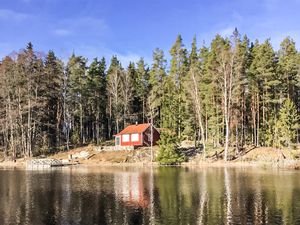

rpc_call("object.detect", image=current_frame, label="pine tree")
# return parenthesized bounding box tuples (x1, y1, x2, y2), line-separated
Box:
(248, 40, 260, 146)
(169, 34, 189, 139)
(107, 56, 123, 135)
(148, 48, 167, 127)
(86, 57, 107, 143)
(43, 50, 64, 150)
(121, 66, 133, 127)
(127, 62, 139, 121)
(201, 36, 224, 148)
(136, 58, 149, 123)
(66, 54, 87, 145)
(185, 36, 206, 152)
(161, 76, 177, 131)
(0, 56, 17, 158)
(231, 31, 250, 153)
(278, 37, 299, 104)
(275, 98, 299, 148)
(249, 39, 279, 146)
(189, 36, 198, 65)
(156, 129, 184, 165)
(19, 42, 44, 156)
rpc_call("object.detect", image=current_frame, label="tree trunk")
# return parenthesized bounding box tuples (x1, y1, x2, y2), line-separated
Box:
(190, 68, 206, 154)
(205, 110, 208, 142)
(109, 97, 112, 138)
(56, 103, 61, 148)
(252, 96, 257, 146)
(142, 98, 145, 123)
(224, 116, 230, 161)
(216, 103, 220, 148)
(235, 125, 239, 155)
(80, 102, 84, 144)
(257, 93, 260, 147)
(241, 95, 245, 147)
(224, 68, 229, 162)
(18, 88, 25, 157)
(96, 111, 100, 145)
(27, 97, 32, 157)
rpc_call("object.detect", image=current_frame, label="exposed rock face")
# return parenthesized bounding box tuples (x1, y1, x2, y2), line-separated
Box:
(71, 151, 90, 159)
(26, 159, 63, 168)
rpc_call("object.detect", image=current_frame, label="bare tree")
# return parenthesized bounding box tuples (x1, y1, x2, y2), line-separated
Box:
(121, 70, 133, 127)
(107, 68, 122, 133)
(186, 65, 206, 154)
(217, 42, 236, 161)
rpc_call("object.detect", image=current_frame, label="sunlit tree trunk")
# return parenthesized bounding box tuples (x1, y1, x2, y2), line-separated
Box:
(188, 66, 206, 154)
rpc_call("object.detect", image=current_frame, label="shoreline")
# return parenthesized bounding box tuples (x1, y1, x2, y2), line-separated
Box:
(0, 146, 296, 170)
(0, 159, 299, 170)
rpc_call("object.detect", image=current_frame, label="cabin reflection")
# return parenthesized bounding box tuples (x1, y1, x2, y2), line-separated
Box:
(114, 171, 150, 208)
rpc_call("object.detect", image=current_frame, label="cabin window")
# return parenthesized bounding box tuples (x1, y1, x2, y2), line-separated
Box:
(122, 134, 130, 142)
(131, 133, 139, 142)
(115, 137, 120, 146)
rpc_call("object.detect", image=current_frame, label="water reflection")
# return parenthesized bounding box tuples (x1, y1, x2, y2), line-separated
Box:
(114, 171, 150, 208)
(0, 167, 300, 225)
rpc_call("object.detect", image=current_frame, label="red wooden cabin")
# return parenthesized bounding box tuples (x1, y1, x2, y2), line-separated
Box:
(115, 123, 160, 148)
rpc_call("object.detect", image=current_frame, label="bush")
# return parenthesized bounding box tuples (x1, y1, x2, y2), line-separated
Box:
(274, 99, 299, 148)
(156, 130, 184, 165)
(71, 128, 80, 145)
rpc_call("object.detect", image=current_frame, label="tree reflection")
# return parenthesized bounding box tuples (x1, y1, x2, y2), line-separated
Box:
(0, 168, 300, 225)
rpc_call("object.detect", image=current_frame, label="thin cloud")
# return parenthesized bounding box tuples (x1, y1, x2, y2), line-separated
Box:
(0, 9, 29, 21)
(219, 27, 235, 37)
(118, 53, 141, 66)
(256, 30, 300, 50)
(53, 28, 72, 37)
(62, 43, 145, 67)
(0, 42, 14, 59)
(52, 17, 108, 38)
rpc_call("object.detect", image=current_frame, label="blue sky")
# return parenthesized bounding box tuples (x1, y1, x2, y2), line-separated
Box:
(1, 0, 300, 66)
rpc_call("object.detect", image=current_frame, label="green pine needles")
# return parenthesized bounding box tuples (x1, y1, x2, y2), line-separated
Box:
(275, 99, 299, 148)
(156, 130, 185, 165)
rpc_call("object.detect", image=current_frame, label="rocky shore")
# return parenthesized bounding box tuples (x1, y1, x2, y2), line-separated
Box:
(1, 146, 300, 170)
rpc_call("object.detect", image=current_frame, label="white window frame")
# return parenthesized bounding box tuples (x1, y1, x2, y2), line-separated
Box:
(122, 134, 130, 142)
(131, 133, 139, 142)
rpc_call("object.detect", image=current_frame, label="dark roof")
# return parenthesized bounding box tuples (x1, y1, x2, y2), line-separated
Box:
(115, 123, 151, 136)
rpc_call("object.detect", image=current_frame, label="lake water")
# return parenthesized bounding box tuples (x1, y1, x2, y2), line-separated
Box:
(0, 166, 300, 225)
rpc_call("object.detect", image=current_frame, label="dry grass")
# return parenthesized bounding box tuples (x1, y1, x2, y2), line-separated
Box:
(48, 145, 159, 164)
(2, 143, 300, 169)
(50, 145, 94, 160)
(238, 147, 300, 162)
(89, 150, 130, 163)
(56, 145, 300, 165)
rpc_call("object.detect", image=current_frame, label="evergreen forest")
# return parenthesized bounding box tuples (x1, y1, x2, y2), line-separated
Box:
(0, 29, 299, 161)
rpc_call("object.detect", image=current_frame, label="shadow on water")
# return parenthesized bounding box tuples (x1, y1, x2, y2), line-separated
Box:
(0, 167, 300, 225)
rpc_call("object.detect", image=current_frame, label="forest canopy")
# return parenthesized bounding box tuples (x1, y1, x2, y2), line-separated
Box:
(0, 29, 299, 161)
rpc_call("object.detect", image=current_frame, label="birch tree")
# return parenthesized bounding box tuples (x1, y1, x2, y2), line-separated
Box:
(107, 60, 122, 134)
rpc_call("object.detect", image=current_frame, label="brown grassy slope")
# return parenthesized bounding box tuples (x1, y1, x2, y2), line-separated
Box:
(49, 145, 159, 164)
(49, 144, 300, 166)
(237, 147, 299, 162)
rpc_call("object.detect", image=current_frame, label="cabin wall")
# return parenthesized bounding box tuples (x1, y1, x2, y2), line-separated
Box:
(142, 127, 160, 146)
(115, 126, 160, 147)
(120, 133, 142, 146)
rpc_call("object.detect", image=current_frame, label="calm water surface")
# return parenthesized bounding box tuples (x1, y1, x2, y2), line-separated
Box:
(0, 166, 300, 225)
